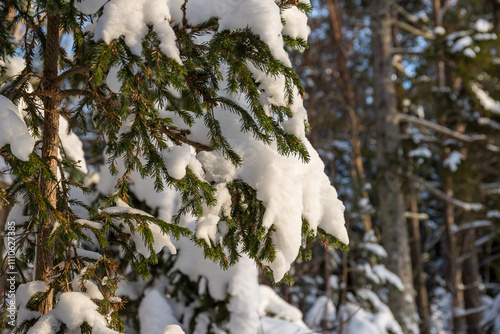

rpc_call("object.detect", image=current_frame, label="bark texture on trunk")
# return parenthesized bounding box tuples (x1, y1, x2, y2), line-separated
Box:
(35, 12, 61, 315)
(371, 1, 418, 332)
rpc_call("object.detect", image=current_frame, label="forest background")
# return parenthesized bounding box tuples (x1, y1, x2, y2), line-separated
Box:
(281, 0, 500, 333)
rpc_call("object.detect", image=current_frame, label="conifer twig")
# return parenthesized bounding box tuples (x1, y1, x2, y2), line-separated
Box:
(160, 126, 211, 152)
(55, 65, 92, 85)
(279, 0, 300, 8)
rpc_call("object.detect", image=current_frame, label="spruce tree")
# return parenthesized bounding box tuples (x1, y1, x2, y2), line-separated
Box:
(0, 0, 348, 332)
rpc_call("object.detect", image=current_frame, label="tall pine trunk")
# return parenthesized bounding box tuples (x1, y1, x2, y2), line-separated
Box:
(371, 1, 418, 332)
(459, 183, 483, 333)
(326, 0, 371, 233)
(442, 174, 465, 332)
(409, 183, 430, 334)
(35, 11, 60, 315)
(461, 228, 483, 333)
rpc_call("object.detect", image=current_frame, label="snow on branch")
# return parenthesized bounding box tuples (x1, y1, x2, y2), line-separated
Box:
(471, 82, 500, 115)
(452, 220, 493, 234)
(411, 175, 483, 212)
(454, 305, 487, 319)
(392, 3, 429, 25)
(398, 113, 487, 143)
(441, 0, 458, 16)
(392, 20, 435, 40)
(403, 211, 429, 220)
(0, 95, 35, 160)
(481, 182, 500, 195)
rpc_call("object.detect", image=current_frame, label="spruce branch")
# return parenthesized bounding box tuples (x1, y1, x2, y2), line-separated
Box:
(31, 88, 92, 99)
(54, 65, 91, 85)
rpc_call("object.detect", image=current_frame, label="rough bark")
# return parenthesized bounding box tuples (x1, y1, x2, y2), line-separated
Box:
(35, 11, 61, 315)
(371, 0, 418, 332)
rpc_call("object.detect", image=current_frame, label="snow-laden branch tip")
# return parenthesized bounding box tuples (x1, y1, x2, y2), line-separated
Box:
(411, 175, 483, 212)
(0, 95, 36, 161)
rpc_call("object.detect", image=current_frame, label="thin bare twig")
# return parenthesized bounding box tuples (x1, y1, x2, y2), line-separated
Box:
(160, 126, 211, 152)
(55, 65, 92, 85)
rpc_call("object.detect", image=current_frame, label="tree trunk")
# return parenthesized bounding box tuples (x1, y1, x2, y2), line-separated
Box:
(458, 186, 483, 334)
(492, 0, 500, 36)
(371, 1, 418, 332)
(326, 0, 371, 233)
(35, 12, 61, 315)
(409, 183, 430, 334)
(461, 228, 482, 334)
(433, 0, 446, 88)
(0, 182, 12, 309)
(432, 2, 466, 330)
(442, 174, 466, 333)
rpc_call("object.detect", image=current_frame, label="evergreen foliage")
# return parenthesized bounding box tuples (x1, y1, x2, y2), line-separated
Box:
(0, 0, 348, 333)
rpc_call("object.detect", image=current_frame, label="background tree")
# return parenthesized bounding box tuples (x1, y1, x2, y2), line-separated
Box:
(282, 0, 500, 333)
